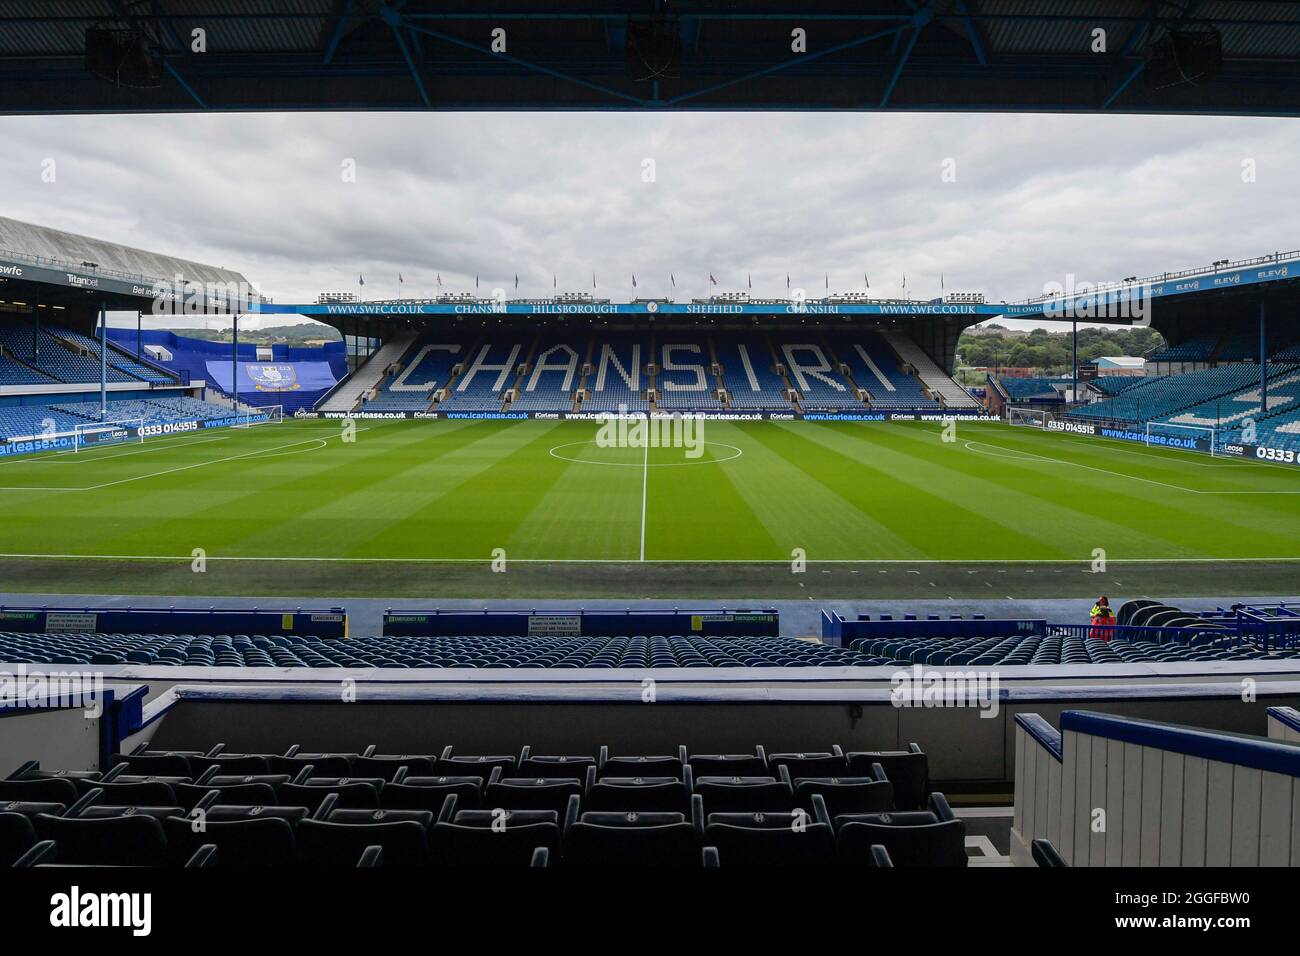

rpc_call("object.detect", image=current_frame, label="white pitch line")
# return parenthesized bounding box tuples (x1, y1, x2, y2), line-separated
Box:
(5, 433, 233, 468)
(639, 437, 649, 562)
(0, 427, 368, 493)
(962, 438, 1208, 494)
(1, 554, 1297, 565)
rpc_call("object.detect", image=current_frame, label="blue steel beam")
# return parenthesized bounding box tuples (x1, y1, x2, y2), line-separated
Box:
(379, 5, 431, 108)
(666, 23, 909, 106)
(402, 22, 648, 106)
(322, 0, 357, 65)
(955, 0, 988, 66)
(881, 5, 932, 108)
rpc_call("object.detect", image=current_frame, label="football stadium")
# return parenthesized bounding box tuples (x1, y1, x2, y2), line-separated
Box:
(2, 1, 1300, 932)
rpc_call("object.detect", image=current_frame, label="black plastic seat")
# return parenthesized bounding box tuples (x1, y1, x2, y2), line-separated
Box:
(352, 755, 436, 780)
(1032, 838, 1068, 867)
(688, 753, 768, 777)
(73, 779, 178, 806)
(516, 754, 597, 781)
(111, 753, 193, 777)
(486, 776, 586, 814)
(172, 781, 280, 811)
(298, 812, 432, 867)
(767, 751, 848, 779)
(188, 754, 272, 776)
(562, 812, 702, 867)
(163, 814, 297, 866)
(586, 777, 690, 814)
(0, 777, 78, 806)
(0, 812, 37, 866)
(35, 813, 169, 866)
(704, 814, 835, 867)
(846, 746, 929, 811)
(382, 777, 483, 812)
(278, 779, 382, 811)
(268, 754, 354, 777)
(695, 776, 793, 813)
(793, 773, 894, 817)
(434, 754, 516, 780)
(430, 796, 563, 867)
(78, 804, 185, 823)
(0, 800, 67, 820)
(200, 804, 311, 824)
(834, 794, 967, 867)
(599, 748, 686, 779)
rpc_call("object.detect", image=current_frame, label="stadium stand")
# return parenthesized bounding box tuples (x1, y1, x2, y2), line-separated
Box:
(352, 337, 454, 412)
(997, 377, 1069, 401)
(1155, 365, 1300, 443)
(510, 335, 584, 412)
(0, 353, 54, 385)
(1215, 331, 1262, 362)
(1088, 374, 1157, 396)
(0, 634, 883, 668)
(581, 334, 651, 413)
(47, 323, 176, 384)
(878, 329, 981, 409)
(1147, 334, 1219, 362)
(777, 340, 863, 411)
(0, 395, 236, 443)
(831, 332, 937, 410)
(655, 337, 722, 411)
(319, 331, 417, 412)
(439, 341, 522, 413)
(2, 742, 960, 867)
(716, 336, 791, 412)
(1069, 364, 1268, 425)
(0, 319, 135, 383)
(1, 622, 1290, 668)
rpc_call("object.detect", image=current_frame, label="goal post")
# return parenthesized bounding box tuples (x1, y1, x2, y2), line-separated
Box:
(72, 418, 145, 452)
(1144, 421, 1216, 456)
(1007, 406, 1050, 428)
(232, 405, 283, 428)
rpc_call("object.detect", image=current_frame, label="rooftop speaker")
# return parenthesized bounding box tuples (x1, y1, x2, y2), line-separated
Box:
(85, 27, 163, 89)
(626, 15, 682, 83)
(1145, 27, 1222, 90)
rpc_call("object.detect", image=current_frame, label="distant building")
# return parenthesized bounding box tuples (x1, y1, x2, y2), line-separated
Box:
(1095, 356, 1146, 376)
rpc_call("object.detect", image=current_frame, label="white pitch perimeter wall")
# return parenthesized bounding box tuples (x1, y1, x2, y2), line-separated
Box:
(1012, 710, 1300, 866)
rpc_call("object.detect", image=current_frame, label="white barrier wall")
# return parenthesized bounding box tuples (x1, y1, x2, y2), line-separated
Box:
(1268, 706, 1300, 743)
(1013, 710, 1300, 866)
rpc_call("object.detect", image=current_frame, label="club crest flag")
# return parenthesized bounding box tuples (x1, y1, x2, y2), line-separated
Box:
(245, 363, 301, 391)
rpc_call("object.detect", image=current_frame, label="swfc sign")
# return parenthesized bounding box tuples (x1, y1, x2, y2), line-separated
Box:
(245, 363, 299, 391)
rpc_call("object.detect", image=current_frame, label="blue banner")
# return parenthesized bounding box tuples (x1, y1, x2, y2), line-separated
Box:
(204, 360, 337, 394)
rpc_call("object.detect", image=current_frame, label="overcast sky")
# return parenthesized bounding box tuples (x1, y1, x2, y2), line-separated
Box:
(1, 111, 1297, 329)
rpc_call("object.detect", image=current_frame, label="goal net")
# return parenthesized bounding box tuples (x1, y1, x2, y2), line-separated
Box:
(1144, 421, 1216, 456)
(1007, 407, 1050, 428)
(232, 405, 283, 428)
(73, 418, 145, 452)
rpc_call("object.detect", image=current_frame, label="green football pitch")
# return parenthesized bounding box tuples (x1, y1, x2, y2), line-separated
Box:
(0, 417, 1297, 598)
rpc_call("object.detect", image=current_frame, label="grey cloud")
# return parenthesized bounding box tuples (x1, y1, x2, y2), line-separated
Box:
(1, 111, 1296, 320)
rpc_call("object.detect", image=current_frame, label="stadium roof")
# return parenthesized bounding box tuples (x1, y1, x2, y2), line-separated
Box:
(3, 1, 1300, 116)
(0, 214, 256, 310)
